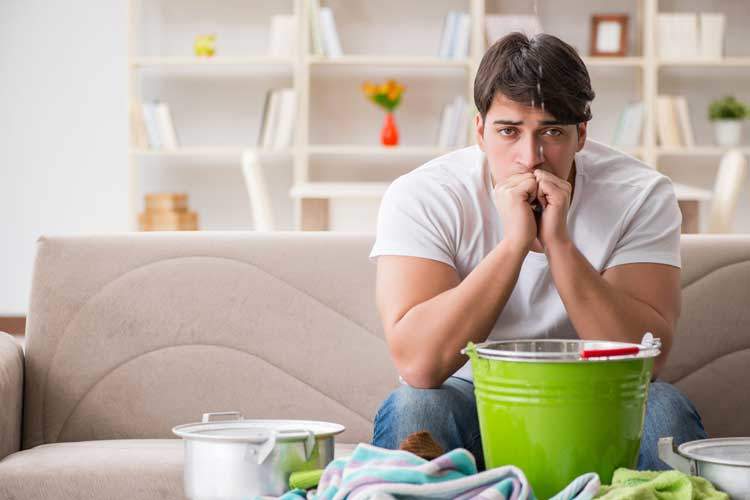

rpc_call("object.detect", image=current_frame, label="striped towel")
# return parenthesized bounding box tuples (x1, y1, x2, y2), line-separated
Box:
(272, 443, 600, 500)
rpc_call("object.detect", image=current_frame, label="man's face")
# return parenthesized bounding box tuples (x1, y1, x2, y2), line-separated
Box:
(475, 93, 587, 185)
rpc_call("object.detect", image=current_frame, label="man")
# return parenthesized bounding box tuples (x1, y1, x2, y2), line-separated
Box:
(369, 33, 707, 470)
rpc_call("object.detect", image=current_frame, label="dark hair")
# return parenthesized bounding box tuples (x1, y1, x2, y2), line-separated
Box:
(474, 32, 595, 125)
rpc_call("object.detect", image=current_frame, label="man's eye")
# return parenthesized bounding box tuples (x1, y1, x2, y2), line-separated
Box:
(544, 129, 563, 136)
(498, 128, 516, 136)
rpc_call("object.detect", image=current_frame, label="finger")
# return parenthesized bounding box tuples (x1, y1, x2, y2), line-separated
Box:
(503, 173, 536, 189)
(535, 170, 571, 193)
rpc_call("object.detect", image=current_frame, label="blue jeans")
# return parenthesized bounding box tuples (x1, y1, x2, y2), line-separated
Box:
(372, 377, 707, 471)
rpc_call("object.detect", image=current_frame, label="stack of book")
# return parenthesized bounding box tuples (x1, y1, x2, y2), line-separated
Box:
(438, 11, 471, 60)
(131, 101, 179, 150)
(656, 95, 695, 148)
(268, 15, 297, 57)
(139, 193, 199, 231)
(612, 101, 645, 148)
(485, 15, 543, 48)
(308, 0, 342, 57)
(657, 13, 726, 59)
(257, 88, 296, 150)
(437, 96, 470, 148)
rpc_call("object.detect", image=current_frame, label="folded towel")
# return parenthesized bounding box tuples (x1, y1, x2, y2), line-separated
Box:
(596, 468, 729, 499)
(273, 443, 600, 500)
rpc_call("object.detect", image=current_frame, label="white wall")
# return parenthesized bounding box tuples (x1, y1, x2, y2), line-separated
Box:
(0, 1, 130, 315)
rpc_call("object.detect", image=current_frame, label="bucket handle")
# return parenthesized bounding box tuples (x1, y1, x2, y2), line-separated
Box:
(658, 437, 697, 475)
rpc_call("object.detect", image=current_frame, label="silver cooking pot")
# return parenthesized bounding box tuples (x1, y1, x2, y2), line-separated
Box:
(658, 436, 750, 498)
(173, 411, 345, 499)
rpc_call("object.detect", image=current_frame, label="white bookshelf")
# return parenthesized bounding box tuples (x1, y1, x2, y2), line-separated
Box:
(128, 0, 750, 232)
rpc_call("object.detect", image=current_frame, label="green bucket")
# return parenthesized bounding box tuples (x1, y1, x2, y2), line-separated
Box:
(463, 337, 659, 499)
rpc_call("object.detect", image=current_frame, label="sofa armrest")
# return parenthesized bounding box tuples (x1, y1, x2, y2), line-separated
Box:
(0, 331, 23, 461)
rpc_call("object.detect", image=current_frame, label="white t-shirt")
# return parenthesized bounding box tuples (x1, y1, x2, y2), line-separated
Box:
(369, 139, 682, 381)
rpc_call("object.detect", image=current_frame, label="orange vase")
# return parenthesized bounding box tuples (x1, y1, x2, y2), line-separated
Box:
(380, 112, 399, 147)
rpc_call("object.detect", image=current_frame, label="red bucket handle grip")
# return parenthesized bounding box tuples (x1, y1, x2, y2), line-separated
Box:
(580, 346, 640, 359)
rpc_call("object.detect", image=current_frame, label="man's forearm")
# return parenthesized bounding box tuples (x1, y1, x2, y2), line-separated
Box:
(546, 241, 673, 373)
(392, 240, 527, 388)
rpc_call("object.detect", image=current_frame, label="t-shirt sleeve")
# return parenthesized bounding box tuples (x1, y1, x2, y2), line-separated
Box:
(604, 176, 682, 270)
(369, 174, 460, 268)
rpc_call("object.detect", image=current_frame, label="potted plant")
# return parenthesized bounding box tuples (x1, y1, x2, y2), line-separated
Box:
(708, 96, 747, 146)
(361, 79, 406, 147)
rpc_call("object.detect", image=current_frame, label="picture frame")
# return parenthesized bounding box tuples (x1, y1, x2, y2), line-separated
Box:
(590, 14, 629, 57)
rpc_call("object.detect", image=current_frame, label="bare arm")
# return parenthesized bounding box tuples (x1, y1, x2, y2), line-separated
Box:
(547, 242, 679, 375)
(376, 240, 527, 389)
(534, 169, 680, 376)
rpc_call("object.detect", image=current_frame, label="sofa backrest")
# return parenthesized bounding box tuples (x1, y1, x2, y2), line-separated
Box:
(22, 233, 750, 449)
(22, 233, 397, 449)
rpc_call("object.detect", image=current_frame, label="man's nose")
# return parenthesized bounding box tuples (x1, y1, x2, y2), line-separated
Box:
(516, 136, 544, 171)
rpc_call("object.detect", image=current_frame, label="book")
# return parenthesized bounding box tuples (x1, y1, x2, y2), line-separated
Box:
(241, 150, 275, 231)
(155, 101, 179, 150)
(268, 15, 297, 57)
(273, 88, 296, 149)
(308, 0, 324, 56)
(452, 13, 471, 59)
(141, 101, 161, 150)
(699, 13, 725, 59)
(257, 90, 273, 147)
(261, 90, 281, 149)
(612, 101, 644, 148)
(319, 7, 343, 57)
(437, 101, 455, 147)
(673, 96, 695, 148)
(656, 95, 682, 147)
(657, 13, 698, 59)
(485, 15, 543, 47)
(450, 95, 469, 147)
(129, 101, 149, 149)
(438, 12, 458, 58)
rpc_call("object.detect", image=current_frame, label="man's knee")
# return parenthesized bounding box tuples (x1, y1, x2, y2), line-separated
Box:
(639, 381, 707, 470)
(372, 381, 473, 449)
(646, 381, 706, 437)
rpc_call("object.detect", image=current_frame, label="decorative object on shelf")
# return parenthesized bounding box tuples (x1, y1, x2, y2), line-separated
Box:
(194, 34, 216, 57)
(439, 11, 471, 59)
(709, 96, 747, 147)
(139, 193, 198, 231)
(362, 79, 405, 147)
(590, 14, 628, 57)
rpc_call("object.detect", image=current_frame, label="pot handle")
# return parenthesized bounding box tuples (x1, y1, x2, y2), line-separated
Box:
(277, 429, 317, 460)
(202, 411, 244, 423)
(250, 430, 277, 465)
(658, 437, 697, 475)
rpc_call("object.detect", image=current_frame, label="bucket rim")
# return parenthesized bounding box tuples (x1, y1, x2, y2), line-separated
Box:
(466, 339, 661, 362)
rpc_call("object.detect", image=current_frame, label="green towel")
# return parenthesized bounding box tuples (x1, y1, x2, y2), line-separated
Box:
(289, 469, 324, 490)
(596, 468, 729, 499)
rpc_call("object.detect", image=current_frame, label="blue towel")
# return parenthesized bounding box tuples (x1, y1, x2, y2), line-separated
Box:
(270, 443, 600, 499)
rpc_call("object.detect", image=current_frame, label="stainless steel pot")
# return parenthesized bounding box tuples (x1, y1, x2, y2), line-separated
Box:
(658, 436, 750, 498)
(172, 411, 345, 499)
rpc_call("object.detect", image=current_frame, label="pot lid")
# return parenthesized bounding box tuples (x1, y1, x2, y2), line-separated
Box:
(678, 437, 750, 467)
(173, 418, 345, 443)
(467, 336, 660, 363)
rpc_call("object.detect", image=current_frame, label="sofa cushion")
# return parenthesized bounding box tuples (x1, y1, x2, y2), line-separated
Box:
(0, 439, 359, 500)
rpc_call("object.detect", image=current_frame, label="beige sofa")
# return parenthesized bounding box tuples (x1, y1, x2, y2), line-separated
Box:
(1, 232, 749, 499)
